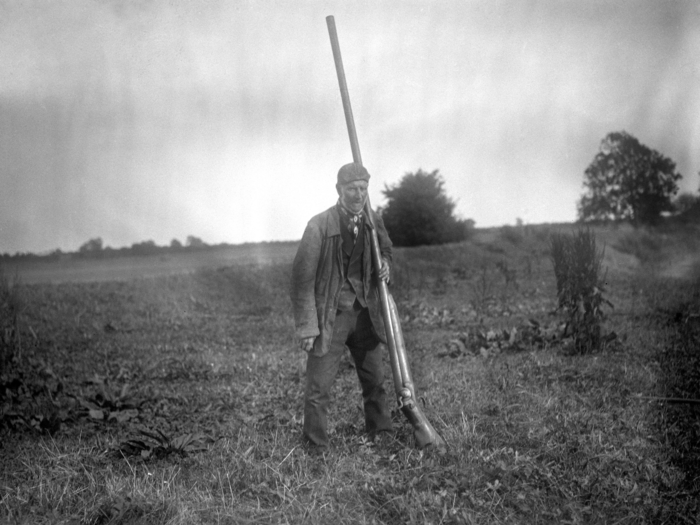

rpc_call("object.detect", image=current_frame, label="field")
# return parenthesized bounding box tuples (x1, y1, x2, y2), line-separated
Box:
(1, 242, 300, 285)
(2, 223, 700, 524)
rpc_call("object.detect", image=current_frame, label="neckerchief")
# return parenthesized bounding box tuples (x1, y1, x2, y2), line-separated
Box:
(337, 201, 363, 242)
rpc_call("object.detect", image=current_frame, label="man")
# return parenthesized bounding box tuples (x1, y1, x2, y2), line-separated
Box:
(290, 162, 393, 449)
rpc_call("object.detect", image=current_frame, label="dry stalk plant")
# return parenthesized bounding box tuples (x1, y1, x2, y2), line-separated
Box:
(550, 229, 613, 353)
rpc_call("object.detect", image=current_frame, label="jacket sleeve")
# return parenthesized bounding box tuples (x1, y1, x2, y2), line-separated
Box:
(289, 219, 322, 340)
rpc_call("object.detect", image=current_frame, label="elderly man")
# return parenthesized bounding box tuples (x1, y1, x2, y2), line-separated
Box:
(290, 162, 393, 449)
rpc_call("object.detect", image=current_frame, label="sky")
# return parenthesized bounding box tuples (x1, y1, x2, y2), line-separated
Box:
(1, 0, 699, 254)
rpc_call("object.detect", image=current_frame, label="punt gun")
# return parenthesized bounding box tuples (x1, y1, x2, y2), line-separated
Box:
(326, 15, 447, 449)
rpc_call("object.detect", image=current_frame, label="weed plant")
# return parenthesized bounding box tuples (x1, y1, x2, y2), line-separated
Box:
(468, 264, 496, 317)
(550, 229, 612, 354)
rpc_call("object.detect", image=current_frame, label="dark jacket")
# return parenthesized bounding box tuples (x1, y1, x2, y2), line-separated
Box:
(290, 205, 393, 355)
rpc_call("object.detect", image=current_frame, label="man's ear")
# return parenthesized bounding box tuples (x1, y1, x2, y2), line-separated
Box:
(335, 183, 342, 196)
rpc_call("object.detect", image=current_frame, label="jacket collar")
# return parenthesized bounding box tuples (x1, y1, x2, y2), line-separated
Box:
(326, 205, 342, 237)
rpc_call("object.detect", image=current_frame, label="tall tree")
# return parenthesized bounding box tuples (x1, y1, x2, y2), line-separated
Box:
(380, 169, 473, 247)
(577, 131, 682, 225)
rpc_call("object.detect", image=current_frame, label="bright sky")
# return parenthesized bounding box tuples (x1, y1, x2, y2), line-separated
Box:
(1, 0, 699, 254)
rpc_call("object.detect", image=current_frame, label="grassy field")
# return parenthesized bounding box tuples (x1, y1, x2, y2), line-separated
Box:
(2, 242, 300, 285)
(1, 223, 699, 524)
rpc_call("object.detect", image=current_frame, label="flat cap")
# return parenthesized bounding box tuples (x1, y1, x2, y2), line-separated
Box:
(337, 162, 370, 184)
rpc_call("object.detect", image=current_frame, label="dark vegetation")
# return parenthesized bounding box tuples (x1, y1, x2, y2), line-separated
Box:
(578, 131, 683, 225)
(2, 222, 699, 523)
(380, 169, 474, 247)
(550, 229, 614, 354)
(657, 291, 700, 518)
(0, 271, 23, 379)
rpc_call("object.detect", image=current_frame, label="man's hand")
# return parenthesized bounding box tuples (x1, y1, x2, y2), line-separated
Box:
(378, 258, 391, 283)
(300, 336, 315, 352)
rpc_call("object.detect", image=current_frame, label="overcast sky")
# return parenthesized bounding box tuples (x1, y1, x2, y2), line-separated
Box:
(1, 0, 698, 254)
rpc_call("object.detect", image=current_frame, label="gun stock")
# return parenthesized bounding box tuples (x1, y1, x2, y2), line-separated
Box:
(326, 15, 446, 449)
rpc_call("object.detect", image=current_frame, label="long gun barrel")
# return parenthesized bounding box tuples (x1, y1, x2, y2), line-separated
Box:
(326, 15, 446, 449)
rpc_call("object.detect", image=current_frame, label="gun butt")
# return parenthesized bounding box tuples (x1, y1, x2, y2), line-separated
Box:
(401, 402, 447, 449)
(387, 294, 447, 450)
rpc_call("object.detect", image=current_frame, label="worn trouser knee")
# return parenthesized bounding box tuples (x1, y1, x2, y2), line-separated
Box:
(303, 368, 336, 447)
(302, 307, 392, 446)
(350, 341, 392, 434)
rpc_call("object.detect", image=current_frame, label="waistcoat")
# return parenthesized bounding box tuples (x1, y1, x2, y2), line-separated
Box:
(337, 215, 366, 311)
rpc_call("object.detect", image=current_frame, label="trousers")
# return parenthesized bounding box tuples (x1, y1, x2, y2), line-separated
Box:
(303, 306, 393, 447)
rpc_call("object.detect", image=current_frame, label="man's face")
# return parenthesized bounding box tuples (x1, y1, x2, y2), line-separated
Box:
(337, 180, 369, 214)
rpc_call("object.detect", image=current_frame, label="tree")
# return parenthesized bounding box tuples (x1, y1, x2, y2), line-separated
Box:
(131, 240, 158, 255)
(577, 131, 682, 225)
(380, 169, 473, 247)
(185, 235, 206, 248)
(79, 237, 103, 254)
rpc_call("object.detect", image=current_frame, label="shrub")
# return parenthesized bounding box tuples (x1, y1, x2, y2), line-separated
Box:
(499, 225, 524, 245)
(469, 264, 496, 316)
(550, 229, 613, 353)
(380, 169, 475, 246)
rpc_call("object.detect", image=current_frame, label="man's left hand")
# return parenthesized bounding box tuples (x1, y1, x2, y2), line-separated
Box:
(379, 258, 390, 283)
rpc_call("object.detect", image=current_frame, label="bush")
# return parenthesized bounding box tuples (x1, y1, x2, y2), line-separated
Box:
(673, 192, 700, 215)
(380, 169, 474, 246)
(550, 229, 613, 354)
(499, 225, 524, 245)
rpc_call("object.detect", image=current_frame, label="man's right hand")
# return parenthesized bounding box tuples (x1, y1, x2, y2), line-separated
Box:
(300, 337, 315, 352)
